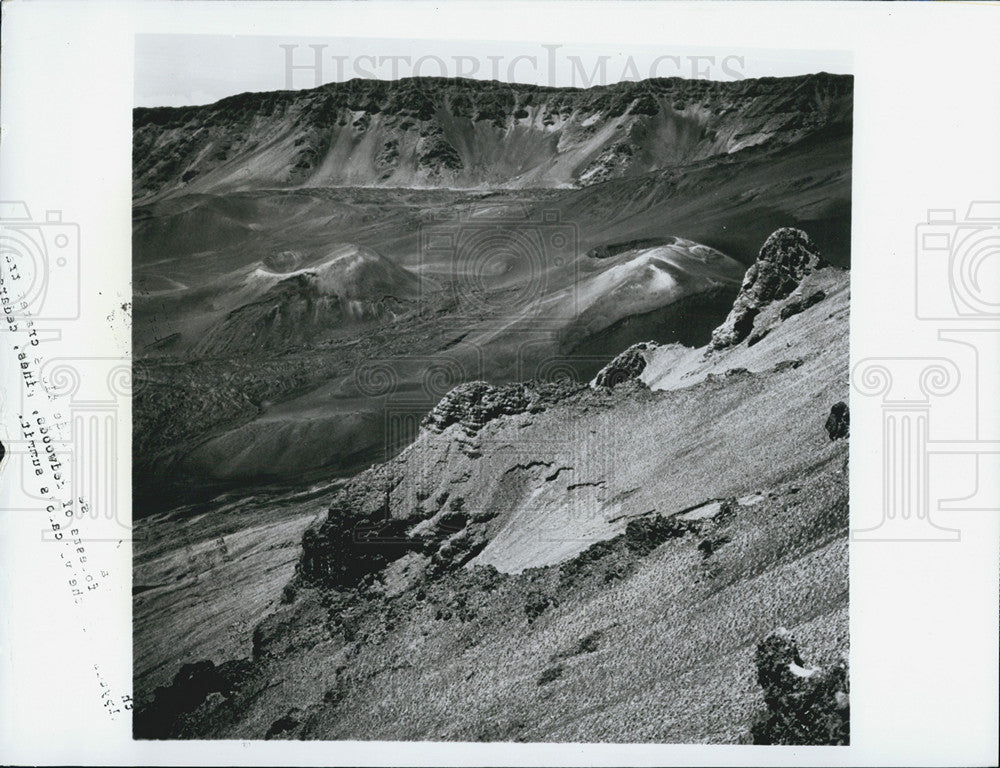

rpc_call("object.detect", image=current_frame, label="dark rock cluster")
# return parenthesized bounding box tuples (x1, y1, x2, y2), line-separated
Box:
(298, 492, 423, 589)
(422, 381, 528, 435)
(592, 341, 658, 388)
(297, 480, 494, 590)
(825, 401, 850, 441)
(750, 627, 849, 745)
(421, 380, 580, 436)
(135, 658, 253, 739)
(622, 514, 689, 556)
(710, 228, 828, 350)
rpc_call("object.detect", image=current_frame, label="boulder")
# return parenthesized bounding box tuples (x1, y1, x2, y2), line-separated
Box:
(421, 381, 530, 435)
(710, 228, 828, 350)
(825, 401, 850, 440)
(592, 341, 658, 388)
(750, 627, 849, 745)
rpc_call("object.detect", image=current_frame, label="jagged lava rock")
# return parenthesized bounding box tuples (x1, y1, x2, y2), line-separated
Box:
(592, 341, 658, 388)
(825, 401, 850, 440)
(710, 228, 828, 350)
(751, 627, 849, 745)
(137, 658, 253, 739)
(421, 380, 580, 436)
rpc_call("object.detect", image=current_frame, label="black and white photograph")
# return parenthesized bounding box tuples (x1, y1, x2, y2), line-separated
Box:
(1, 2, 999, 766)
(130, 36, 852, 742)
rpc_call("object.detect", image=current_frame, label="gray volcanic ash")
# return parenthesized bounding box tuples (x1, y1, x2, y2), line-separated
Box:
(132, 74, 853, 509)
(133, 72, 852, 745)
(134, 228, 850, 743)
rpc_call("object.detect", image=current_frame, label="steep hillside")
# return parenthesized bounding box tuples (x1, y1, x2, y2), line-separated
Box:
(134, 229, 850, 742)
(134, 73, 852, 200)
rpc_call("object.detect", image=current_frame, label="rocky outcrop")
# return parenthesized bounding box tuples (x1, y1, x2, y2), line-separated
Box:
(710, 228, 828, 350)
(750, 628, 849, 745)
(592, 341, 658, 388)
(136, 658, 253, 739)
(298, 497, 422, 589)
(825, 402, 850, 440)
(421, 380, 579, 436)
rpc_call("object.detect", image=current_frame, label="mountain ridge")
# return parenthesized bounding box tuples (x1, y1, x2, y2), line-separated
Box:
(134, 72, 852, 200)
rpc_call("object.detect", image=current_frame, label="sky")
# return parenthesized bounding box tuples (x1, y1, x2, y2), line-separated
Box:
(134, 34, 852, 108)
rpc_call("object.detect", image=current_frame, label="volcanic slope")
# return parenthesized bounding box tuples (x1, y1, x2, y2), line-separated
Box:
(134, 229, 849, 743)
(133, 74, 852, 508)
(193, 244, 421, 356)
(134, 73, 852, 200)
(134, 231, 744, 498)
